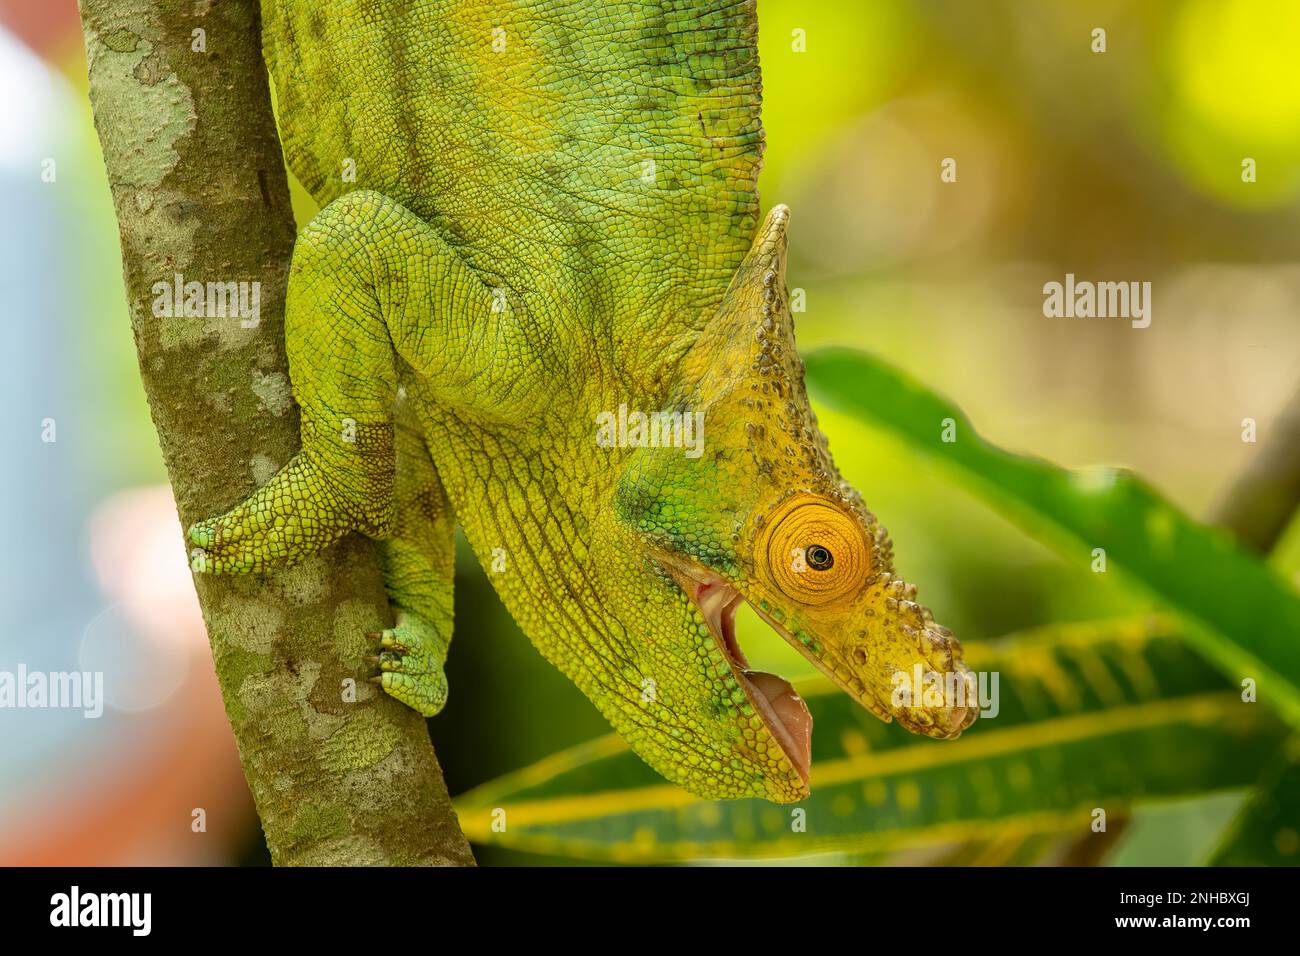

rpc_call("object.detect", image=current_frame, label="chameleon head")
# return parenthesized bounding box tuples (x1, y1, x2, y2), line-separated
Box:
(611, 205, 976, 803)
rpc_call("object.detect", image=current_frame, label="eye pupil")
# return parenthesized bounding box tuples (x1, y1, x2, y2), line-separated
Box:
(806, 544, 834, 571)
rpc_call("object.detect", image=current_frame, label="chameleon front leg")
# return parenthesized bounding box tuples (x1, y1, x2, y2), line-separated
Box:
(368, 401, 456, 717)
(187, 189, 499, 573)
(188, 190, 508, 715)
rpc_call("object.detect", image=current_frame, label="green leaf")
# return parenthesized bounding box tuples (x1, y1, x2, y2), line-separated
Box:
(803, 347, 1300, 727)
(454, 620, 1285, 862)
(1208, 747, 1300, 865)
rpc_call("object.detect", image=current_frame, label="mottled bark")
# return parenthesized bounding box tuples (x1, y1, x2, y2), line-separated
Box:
(77, 0, 473, 866)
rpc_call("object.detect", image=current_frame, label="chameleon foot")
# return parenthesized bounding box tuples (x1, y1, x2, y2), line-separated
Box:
(367, 613, 450, 717)
(188, 452, 383, 573)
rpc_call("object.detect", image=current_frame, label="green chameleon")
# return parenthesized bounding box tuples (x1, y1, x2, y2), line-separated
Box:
(190, 0, 977, 804)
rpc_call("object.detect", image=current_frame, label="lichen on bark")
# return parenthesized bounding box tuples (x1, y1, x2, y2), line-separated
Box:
(77, 0, 473, 866)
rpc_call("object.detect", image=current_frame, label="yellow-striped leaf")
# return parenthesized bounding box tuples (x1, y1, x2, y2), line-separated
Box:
(455, 619, 1284, 862)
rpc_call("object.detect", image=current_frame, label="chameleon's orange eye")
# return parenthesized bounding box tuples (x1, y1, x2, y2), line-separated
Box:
(760, 494, 869, 607)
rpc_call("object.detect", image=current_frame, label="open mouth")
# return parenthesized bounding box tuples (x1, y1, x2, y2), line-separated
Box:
(680, 573, 813, 784)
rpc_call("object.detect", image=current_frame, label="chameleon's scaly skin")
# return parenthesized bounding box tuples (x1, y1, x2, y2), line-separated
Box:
(190, 0, 976, 803)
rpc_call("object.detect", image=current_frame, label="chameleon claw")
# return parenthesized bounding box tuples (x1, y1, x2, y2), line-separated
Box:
(370, 629, 412, 654)
(361, 617, 449, 717)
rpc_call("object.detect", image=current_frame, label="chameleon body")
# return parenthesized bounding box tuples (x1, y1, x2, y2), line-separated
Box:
(190, 0, 976, 803)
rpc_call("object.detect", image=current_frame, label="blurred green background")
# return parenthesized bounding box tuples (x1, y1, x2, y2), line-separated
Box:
(1, 0, 1297, 866)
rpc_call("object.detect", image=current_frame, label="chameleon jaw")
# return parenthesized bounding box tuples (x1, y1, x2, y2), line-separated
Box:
(674, 570, 813, 786)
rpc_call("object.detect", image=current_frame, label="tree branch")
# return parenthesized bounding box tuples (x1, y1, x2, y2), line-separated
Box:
(1210, 385, 1300, 554)
(77, 0, 473, 866)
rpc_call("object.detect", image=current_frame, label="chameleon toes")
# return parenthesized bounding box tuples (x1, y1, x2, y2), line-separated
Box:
(187, 452, 384, 574)
(368, 614, 450, 718)
(187, 505, 303, 573)
(186, 514, 262, 573)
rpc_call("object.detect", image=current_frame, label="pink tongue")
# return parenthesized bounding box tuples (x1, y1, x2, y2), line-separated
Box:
(745, 671, 813, 780)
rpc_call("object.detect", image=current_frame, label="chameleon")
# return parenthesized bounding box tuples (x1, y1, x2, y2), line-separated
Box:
(189, 0, 978, 804)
